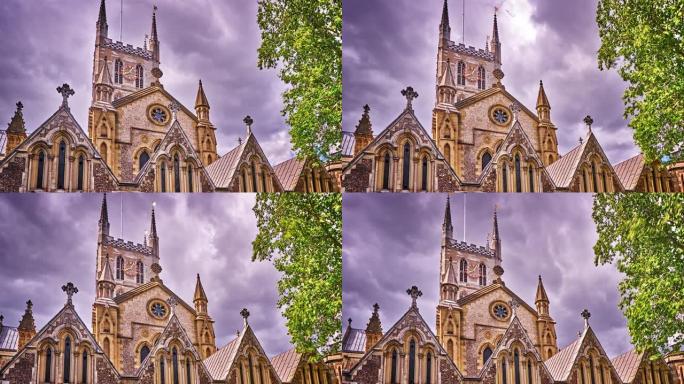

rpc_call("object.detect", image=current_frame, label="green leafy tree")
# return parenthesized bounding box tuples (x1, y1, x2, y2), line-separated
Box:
(592, 193, 684, 357)
(257, 0, 342, 162)
(596, 0, 684, 162)
(252, 193, 342, 359)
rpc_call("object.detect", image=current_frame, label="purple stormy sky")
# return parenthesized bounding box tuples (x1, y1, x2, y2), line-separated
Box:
(342, 193, 633, 358)
(0, 193, 293, 357)
(342, 0, 638, 164)
(0, 0, 293, 164)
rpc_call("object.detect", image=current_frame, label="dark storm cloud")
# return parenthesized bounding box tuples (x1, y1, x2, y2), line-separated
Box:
(0, 194, 293, 356)
(342, 0, 638, 164)
(343, 194, 633, 357)
(0, 0, 293, 164)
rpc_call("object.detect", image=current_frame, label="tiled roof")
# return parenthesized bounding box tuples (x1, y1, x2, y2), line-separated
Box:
(205, 143, 244, 189)
(611, 349, 644, 384)
(271, 348, 301, 383)
(613, 154, 644, 191)
(274, 157, 305, 191)
(546, 142, 584, 188)
(545, 334, 584, 381)
(0, 325, 18, 351)
(342, 327, 366, 353)
(341, 131, 355, 157)
(103, 236, 153, 255)
(204, 336, 240, 380)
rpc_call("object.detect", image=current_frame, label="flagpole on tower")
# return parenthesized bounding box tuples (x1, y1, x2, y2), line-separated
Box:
(463, 193, 466, 241)
(120, 0, 123, 42)
(462, 0, 465, 44)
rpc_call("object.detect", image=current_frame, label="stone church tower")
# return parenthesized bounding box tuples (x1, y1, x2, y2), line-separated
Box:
(535, 275, 559, 359)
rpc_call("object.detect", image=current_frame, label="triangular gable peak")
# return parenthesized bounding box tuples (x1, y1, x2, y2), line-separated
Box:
(134, 119, 216, 191)
(479, 316, 554, 384)
(348, 305, 463, 383)
(343, 108, 462, 191)
(113, 281, 196, 316)
(0, 106, 118, 190)
(476, 118, 555, 192)
(136, 313, 213, 382)
(546, 327, 622, 384)
(0, 301, 120, 382)
(111, 85, 199, 123)
(208, 132, 284, 192)
(453, 87, 541, 124)
(205, 324, 282, 383)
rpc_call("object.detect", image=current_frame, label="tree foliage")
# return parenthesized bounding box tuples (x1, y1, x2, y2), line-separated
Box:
(592, 193, 684, 357)
(252, 193, 342, 360)
(257, 0, 342, 163)
(596, 0, 684, 162)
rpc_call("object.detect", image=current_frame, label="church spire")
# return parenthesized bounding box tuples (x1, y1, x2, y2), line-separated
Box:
(96, 0, 108, 44)
(353, 105, 373, 155)
(442, 195, 453, 238)
(439, 0, 451, 47)
(98, 193, 110, 238)
(194, 273, 208, 313)
(364, 303, 383, 352)
(5, 101, 27, 154)
(491, 13, 502, 65)
(148, 202, 159, 257)
(149, 5, 160, 62)
(195, 79, 210, 122)
(536, 80, 551, 122)
(536, 275, 549, 306)
(17, 300, 36, 350)
(489, 206, 501, 259)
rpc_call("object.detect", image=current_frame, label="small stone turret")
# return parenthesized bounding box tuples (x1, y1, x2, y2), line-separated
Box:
(17, 300, 36, 349)
(5, 102, 26, 154)
(365, 303, 383, 352)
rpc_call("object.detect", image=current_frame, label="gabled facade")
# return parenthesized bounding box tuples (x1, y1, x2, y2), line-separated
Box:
(274, 157, 338, 193)
(271, 348, 337, 384)
(613, 154, 679, 192)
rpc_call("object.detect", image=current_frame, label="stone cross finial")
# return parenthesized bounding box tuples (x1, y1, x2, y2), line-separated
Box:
(57, 83, 75, 109)
(363, 104, 370, 115)
(579, 137, 584, 145)
(406, 285, 422, 308)
(583, 115, 593, 129)
(401, 87, 419, 110)
(0, 314, 4, 326)
(166, 296, 178, 313)
(243, 115, 253, 135)
(348, 318, 352, 327)
(168, 102, 180, 121)
(240, 308, 250, 324)
(62, 282, 79, 306)
(16, 101, 23, 111)
(238, 137, 243, 145)
(509, 103, 521, 122)
(581, 309, 591, 328)
(373, 303, 380, 314)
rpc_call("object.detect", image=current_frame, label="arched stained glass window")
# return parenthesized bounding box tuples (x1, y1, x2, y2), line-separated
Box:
(479, 264, 487, 286)
(421, 156, 428, 191)
(582, 169, 588, 192)
(249, 356, 256, 384)
(37, 151, 46, 189)
(444, 144, 451, 164)
(188, 165, 194, 193)
(77, 155, 85, 191)
(261, 168, 267, 192)
(502, 164, 509, 192)
(529, 166, 534, 192)
(242, 168, 248, 192)
(116, 256, 124, 280)
(502, 359, 508, 384)
(457, 61, 466, 85)
(409, 340, 416, 384)
(580, 363, 586, 384)
(528, 360, 533, 384)
(174, 155, 181, 192)
(312, 172, 318, 192)
(114, 59, 123, 84)
(140, 345, 150, 364)
(515, 155, 522, 192)
(45, 347, 52, 383)
(259, 362, 265, 384)
(172, 348, 179, 384)
(483, 347, 493, 364)
(161, 162, 167, 192)
(136, 261, 144, 284)
(383, 152, 391, 190)
(426, 352, 433, 384)
(482, 151, 492, 171)
(478, 66, 486, 89)
(460, 259, 468, 282)
(82, 349, 88, 383)
(64, 336, 71, 382)
(139, 151, 150, 171)
(160, 357, 166, 384)
(402, 143, 410, 190)
(135, 65, 144, 88)
(251, 162, 258, 193)
(309, 363, 315, 384)
(186, 357, 192, 384)
(391, 349, 398, 384)
(58, 141, 66, 190)
(591, 162, 598, 192)
(514, 350, 521, 384)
